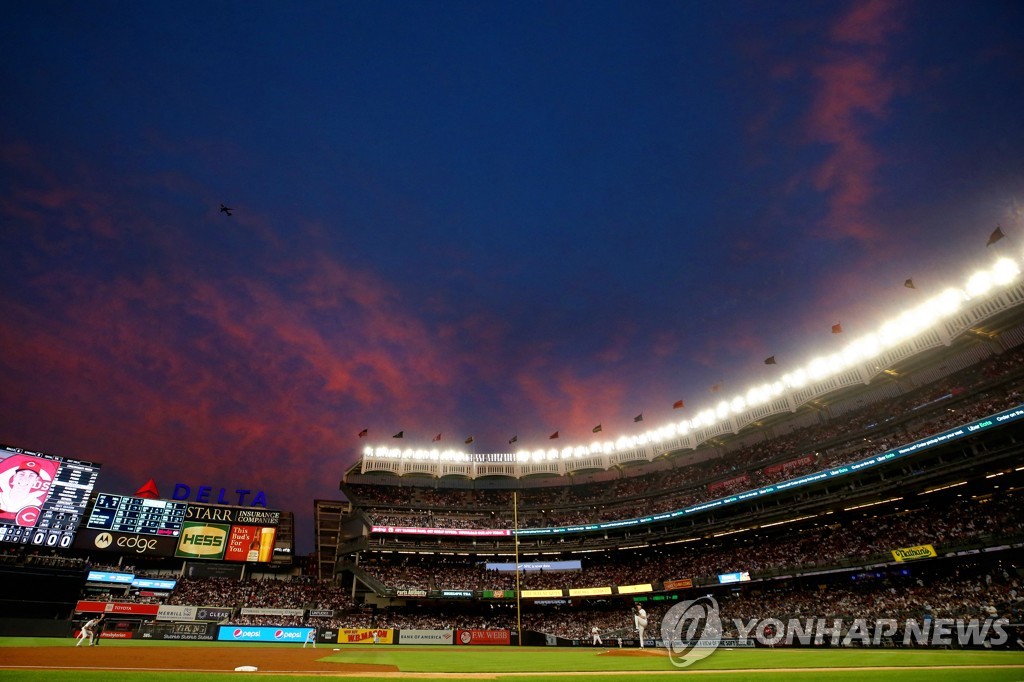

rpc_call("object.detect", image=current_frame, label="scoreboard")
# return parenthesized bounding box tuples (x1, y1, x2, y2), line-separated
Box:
(87, 494, 188, 536)
(0, 445, 102, 548)
(77, 495, 282, 563)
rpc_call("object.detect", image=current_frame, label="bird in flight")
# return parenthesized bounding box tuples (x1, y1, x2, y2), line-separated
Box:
(220, 204, 233, 216)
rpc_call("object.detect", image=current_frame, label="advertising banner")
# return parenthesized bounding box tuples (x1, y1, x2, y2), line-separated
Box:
(175, 522, 230, 560)
(568, 587, 613, 597)
(139, 622, 214, 641)
(617, 584, 653, 595)
(307, 609, 334, 618)
(456, 629, 510, 645)
(337, 628, 394, 644)
(396, 589, 427, 597)
(223, 525, 276, 562)
(86, 571, 134, 584)
(217, 626, 313, 643)
(663, 578, 694, 590)
(398, 629, 454, 645)
(239, 607, 304, 617)
(371, 525, 510, 537)
(718, 571, 751, 584)
(763, 455, 816, 476)
(522, 589, 563, 598)
(132, 577, 176, 590)
(483, 589, 514, 599)
(75, 601, 160, 616)
(74, 529, 180, 557)
(157, 605, 198, 621)
(196, 607, 234, 622)
(186, 503, 281, 526)
(891, 544, 937, 562)
(707, 474, 750, 492)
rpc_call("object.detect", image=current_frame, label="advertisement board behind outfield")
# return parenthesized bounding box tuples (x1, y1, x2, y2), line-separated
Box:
(456, 629, 510, 645)
(216, 626, 312, 642)
(337, 628, 394, 644)
(398, 629, 454, 645)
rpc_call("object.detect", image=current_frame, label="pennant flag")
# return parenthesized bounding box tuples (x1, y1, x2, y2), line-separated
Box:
(987, 225, 1005, 246)
(393, 431, 404, 438)
(549, 431, 559, 439)
(592, 424, 602, 433)
(464, 436, 474, 444)
(904, 278, 915, 289)
(673, 400, 684, 409)
(135, 479, 160, 499)
(432, 433, 441, 442)
(710, 384, 722, 393)
(634, 413, 643, 422)
(831, 323, 843, 334)
(358, 428, 368, 438)
(764, 356, 777, 365)
(509, 435, 518, 445)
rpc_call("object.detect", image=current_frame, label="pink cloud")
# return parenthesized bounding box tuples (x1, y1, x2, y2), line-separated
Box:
(802, 1, 904, 246)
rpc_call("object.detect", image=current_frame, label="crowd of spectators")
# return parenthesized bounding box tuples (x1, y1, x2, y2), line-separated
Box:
(166, 576, 355, 611)
(356, 490, 1023, 592)
(521, 570, 1022, 641)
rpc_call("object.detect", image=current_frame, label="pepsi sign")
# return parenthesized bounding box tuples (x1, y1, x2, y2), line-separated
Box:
(217, 626, 312, 643)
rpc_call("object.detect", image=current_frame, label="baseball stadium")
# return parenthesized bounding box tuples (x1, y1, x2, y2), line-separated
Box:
(1, 257, 1023, 680)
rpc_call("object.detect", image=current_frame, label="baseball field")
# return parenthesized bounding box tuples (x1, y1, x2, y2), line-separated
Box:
(2, 639, 1024, 681)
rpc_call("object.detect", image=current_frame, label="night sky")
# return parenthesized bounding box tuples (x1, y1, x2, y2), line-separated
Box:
(2, 1, 1022, 553)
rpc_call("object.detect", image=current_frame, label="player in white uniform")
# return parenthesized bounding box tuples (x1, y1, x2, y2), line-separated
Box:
(304, 627, 317, 648)
(633, 605, 648, 648)
(77, 617, 99, 647)
(591, 625, 602, 646)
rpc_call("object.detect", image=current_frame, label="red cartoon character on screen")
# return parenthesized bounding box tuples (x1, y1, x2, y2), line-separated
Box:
(0, 456, 56, 525)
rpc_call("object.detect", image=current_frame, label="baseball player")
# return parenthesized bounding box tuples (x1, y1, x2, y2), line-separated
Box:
(77, 617, 100, 647)
(634, 605, 648, 648)
(591, 625, 603, 646)
(304, 627, 317, 648)
(91, 615, 105, 646)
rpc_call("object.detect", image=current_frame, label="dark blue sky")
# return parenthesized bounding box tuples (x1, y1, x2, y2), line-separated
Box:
(2, 1, 1022, 552)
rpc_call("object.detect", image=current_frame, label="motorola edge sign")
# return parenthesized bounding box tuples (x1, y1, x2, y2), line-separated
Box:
(73, 529, 180, 557)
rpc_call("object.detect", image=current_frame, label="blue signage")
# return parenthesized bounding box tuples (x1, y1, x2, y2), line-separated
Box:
(217, 626, 313, 643)
(87, 570, 134, 584)
(132, 577, 177, 590)
(172, 484, 267, 507)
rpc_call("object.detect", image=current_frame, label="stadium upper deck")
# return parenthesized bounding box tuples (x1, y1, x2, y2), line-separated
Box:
(347, 258, 1024, 483)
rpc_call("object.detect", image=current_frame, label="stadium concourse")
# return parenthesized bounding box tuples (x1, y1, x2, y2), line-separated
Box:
(2, 278, 1024, 653)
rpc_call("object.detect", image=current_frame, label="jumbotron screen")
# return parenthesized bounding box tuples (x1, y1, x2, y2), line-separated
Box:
(0, 444, 102, 548)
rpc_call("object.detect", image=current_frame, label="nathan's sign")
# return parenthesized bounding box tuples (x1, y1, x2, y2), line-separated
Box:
(891, 544, 937, 562)
(663, 578, 694, 591)
(185, 503, 281, 526)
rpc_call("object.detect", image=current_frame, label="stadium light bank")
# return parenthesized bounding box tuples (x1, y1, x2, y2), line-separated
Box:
(363, 256, 1023, 464)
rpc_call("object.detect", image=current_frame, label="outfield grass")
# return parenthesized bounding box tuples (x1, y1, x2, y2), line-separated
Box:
(1, 639, 1023, 682)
